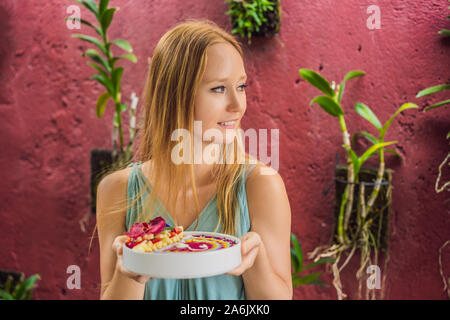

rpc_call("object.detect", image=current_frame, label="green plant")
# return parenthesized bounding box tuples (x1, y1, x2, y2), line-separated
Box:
(291, 233, 334, 288)
(225, 0, 278, 44)
(66, 0, 138, 165)
(0, 273, 41, 300)
(415, 5, 450, 194)
(299, 68, 418, 299)
(416, 3, 450, 298)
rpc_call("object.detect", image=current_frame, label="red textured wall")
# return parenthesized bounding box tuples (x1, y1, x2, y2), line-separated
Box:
(0, 0, 448, 300)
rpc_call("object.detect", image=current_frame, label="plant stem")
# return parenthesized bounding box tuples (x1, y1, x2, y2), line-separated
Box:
(338, 115, 355, 245)
(115, 102, 125, 154)
(364, 151, 385, 221)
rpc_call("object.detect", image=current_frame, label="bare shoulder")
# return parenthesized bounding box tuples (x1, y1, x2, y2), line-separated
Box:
(97, 166, 133, 198)
(96, 166, 134, 223)
(244, 160, 291, 237)
(246, 161, 286, 197)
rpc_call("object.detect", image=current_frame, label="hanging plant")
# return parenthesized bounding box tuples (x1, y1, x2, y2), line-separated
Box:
(225, 0, 281, 44)
(299, 68, 418, 299)
(66, 0, 139, 213)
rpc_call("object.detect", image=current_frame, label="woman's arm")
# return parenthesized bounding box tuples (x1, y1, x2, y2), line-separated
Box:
(228, 164, 293, 299)
(97, 171, 150, 300)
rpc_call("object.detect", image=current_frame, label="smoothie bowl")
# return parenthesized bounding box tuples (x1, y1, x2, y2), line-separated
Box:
(122, 217, 241, 278)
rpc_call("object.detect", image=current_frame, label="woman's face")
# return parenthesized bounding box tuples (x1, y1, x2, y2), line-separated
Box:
(194, 42, 247, 146)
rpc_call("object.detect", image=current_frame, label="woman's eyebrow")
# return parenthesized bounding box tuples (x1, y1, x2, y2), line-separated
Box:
(206, 74, 247, 83)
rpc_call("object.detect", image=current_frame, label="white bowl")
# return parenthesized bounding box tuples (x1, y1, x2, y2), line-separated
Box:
(122, 231, 242, 279)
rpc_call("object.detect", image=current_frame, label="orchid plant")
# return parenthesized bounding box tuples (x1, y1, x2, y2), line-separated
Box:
(66, 0, 138, 165)
(299, 68, 418, 299)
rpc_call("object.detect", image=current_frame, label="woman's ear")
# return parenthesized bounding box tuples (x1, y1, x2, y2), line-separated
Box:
(148, 57, 152, 65)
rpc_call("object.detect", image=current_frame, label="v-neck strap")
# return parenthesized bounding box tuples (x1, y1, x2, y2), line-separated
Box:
(128, 161, 217, 231)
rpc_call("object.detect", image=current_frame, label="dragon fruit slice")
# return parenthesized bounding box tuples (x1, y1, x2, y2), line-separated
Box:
(124, 216, 167, 239)
(147, 216, 166, 235)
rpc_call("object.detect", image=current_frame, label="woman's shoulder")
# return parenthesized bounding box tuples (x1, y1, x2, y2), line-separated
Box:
(245, 161, 287, 204)
(98, 165, 134, 191)
(96, 166, 134, 213)
(244, 161, 290, 224)
(245, 160, 283, 185)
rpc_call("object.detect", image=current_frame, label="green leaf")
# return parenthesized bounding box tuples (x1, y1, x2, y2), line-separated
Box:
(14, 275, 39, 299)
(96, 92, 110, 118)
(438, 29, 450, 36)
(111, 67, 124, 97)
(385, 148, 403, 161)
(65, 17, 103, 37)
(83, 48, 111, 73)
(309, 279, 329, 287)
(310, 95, 343, 117)
(4, 276, 13, 293)
(338, 70, 365, 102)
(303, 258, 336, 270)
(290, 233, 303, 272)
(0, 289, 14, 300)
(87, 61, 108, 78)
(416, 84, 450, 97)
(354, 102, 382, 130)
(292, 272, 322, 287)
(299, 69, 335, 97)
(380, 103, 419, 138)
(359, 141, 398, 165)
(100, 8, 116, 32)
(343, 70, 365, 82)
(99, 0, 110, 15)
(92, 74, 114, 95)
(74, 0, 98, 17)
(352, 131, 379, 146)
(250, 11, 262, 25)
(72, 34, 107, 55)
(424, 99, 450, 111)
(116, 53, 137, 63)
(291, 248, 300, 274)
(111, 39, 133, 52)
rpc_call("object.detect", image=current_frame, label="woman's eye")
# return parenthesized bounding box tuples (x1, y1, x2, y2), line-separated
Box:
(211, 84, 247, 93)
(212, 86, 225, 93)
(239, 84, 248, 91)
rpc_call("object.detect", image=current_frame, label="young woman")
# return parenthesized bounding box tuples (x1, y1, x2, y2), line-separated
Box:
(95, 19, 292, 300)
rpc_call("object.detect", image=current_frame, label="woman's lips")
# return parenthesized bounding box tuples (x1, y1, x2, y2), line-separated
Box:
(217, 119, 238, 129)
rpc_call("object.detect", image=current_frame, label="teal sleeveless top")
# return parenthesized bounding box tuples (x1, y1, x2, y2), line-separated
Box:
(125, 161, 257, 300)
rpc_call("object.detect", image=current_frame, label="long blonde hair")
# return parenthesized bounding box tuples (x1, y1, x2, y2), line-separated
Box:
(90, 19, 253, 253)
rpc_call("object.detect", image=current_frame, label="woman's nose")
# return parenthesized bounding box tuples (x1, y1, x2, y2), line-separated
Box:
(227, 90, 245, 112)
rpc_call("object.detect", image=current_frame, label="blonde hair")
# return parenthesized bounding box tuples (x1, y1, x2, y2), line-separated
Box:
(89, 19, 253, 254)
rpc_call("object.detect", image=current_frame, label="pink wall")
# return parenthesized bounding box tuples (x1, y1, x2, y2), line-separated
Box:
(0, 0, 448, 299)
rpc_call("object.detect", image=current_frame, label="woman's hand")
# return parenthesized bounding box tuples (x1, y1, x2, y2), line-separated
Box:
(226, 231, 262, 276)
(112, 235, 152, 284)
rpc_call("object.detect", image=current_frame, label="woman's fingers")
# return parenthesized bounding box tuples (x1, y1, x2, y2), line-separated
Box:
(112, 235, 152, 283)
(226, 232, 262, 276)
(227, 246, 259, 276)
(241, 232, 261, 255)
(112, 235, 129, 256)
